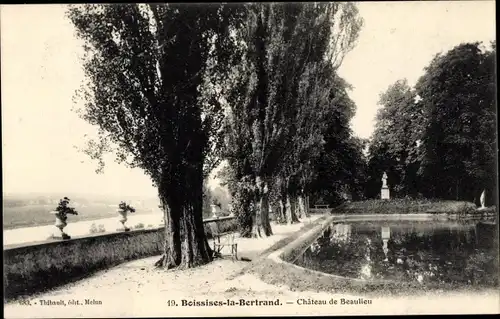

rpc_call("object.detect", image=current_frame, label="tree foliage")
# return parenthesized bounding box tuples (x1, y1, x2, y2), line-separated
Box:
(366, 79, 423, 198)
(68, 3, 245, 269)
(310, 76, 366, 205)
(416, 42, 496, 203)
(222, 2, 363, 235)
(367, 42, 496, 205)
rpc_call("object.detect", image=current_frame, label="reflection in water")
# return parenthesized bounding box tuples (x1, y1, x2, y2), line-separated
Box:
(331, 223, 352, 243)
(310, 223, 352, 253)
(382, 226, 390, 261)
(360, 238, 372, 279)
(295, 220, 499, 289)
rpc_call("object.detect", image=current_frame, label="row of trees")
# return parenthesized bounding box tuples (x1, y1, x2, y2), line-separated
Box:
(366, 42, 496, 205)
(68, 3, 365, 269)
(218, 3, 364, 237)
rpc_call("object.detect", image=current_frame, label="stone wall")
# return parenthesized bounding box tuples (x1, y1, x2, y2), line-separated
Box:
(4, 216, 237, 300)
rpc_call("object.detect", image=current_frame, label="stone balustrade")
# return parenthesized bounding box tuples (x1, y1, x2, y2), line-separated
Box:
(4, 216, 237, 301)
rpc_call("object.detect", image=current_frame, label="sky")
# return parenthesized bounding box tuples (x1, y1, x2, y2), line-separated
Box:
(1, 2, 496, 197)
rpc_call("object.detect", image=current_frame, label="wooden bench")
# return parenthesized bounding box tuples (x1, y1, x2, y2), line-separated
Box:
(208, 222, 238, 261)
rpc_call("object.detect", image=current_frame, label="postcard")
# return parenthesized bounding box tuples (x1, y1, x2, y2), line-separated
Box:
(2, 1, 498, 317)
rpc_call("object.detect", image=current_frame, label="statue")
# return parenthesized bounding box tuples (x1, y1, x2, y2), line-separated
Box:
(211, 198, 221, 218)
(117, 201, 135, 231)
(51, 197, 78, 240)
(381, 172, 390, 200)
(479, 189, 486, 210)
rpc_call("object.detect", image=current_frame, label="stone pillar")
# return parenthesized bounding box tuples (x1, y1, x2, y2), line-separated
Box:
(381, 172, 390, 200)
(381, 187, 390, 200)
(211, 204, 219, 218)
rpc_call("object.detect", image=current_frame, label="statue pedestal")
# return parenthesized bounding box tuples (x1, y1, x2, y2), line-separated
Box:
(381, 186, 390, 200)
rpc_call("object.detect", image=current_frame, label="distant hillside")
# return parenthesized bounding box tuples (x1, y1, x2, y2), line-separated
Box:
(3, 192, 160, 207)
(3, 193, 161, 230)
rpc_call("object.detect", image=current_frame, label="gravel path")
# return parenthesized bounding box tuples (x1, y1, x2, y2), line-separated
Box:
(5, 215, 499, 317)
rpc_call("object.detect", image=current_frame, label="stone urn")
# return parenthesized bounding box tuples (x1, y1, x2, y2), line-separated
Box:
(228, 203, 234, 217)
(117, 202, 135, 231)
(479, 189, 487, 210)
(51, 211, 71, 240)
(117, 208, 130, 231)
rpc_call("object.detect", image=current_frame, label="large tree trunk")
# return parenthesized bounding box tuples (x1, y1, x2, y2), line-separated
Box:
(297, 194, 306, 219)
(305, 194, 310, 217)
(277, 198, 286, 223)
(155, 197, 181, 268)
(285, 194, 300, 225)
(155, 165, 212, 269)
(291, 196, 300, 222)
(251, 176, 273, 237)
(260, 191, 273, 236)
(233, 179, 254, 237)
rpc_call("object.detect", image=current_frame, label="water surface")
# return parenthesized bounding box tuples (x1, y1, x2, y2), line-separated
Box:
(294, 220, 499, 288)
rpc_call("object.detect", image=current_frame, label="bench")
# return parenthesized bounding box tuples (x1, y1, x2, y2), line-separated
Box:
(314, 204, 330, 209)
(208, 222, 238, 261)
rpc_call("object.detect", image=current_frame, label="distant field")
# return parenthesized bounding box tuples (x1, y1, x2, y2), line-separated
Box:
(3, 205, 157, 230)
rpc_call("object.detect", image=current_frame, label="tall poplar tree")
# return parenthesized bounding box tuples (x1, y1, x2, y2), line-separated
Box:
(68, 4, 244, 268)
(223, 2, 363, 237)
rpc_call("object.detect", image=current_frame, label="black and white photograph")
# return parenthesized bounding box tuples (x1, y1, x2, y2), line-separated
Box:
(2, 1, 498, 317)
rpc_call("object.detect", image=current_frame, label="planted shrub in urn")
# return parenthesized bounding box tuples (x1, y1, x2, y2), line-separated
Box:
(50, 197, 78, 240)
(117, 201, 136, 232)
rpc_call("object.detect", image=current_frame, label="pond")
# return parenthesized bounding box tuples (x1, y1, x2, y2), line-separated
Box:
(293, 220, 499, 289)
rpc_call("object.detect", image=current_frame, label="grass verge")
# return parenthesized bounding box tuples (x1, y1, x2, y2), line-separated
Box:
(335, 199, 497, 216)
(247, 257, 499, 298)
(228, 215, 329, 279)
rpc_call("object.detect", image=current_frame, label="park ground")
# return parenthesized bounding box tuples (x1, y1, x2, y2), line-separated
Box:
(4, 215, 499, 317)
